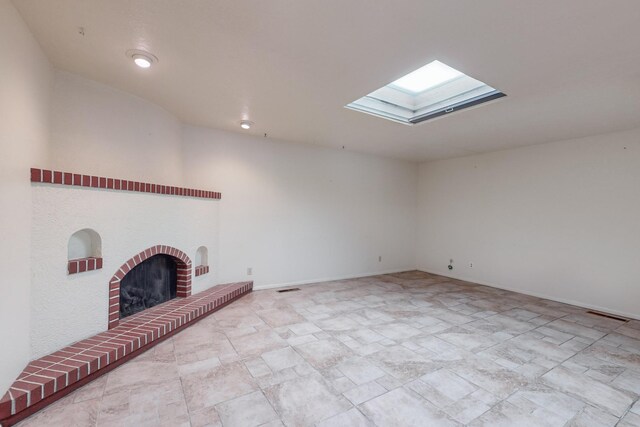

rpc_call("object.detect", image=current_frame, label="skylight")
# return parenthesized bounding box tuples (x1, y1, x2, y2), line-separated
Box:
(346, 60, 505, 125)
(390, 60, 463, 94)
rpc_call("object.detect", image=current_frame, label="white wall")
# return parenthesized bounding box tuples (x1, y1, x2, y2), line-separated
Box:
(32, 72, 220, 357)
(0, 0, 52, 394)
(50, 71, 183, 184)
(31, 186, 219, 358)
(35, 72, 417, 356)
(417, 127, 640, 319)
(182, 126, 418, 289)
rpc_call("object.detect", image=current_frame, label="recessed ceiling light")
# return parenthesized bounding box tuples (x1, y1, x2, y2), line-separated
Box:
(133, 55, 152, 68)
(346, 60, 505, 125)
(240, 120, 253, 130)
(126, 49, 158, 69)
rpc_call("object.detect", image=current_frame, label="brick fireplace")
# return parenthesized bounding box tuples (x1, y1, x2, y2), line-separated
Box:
(108, 245, 193, 329)
(30, 168, 221, 358)
(0, 168, 254, 426)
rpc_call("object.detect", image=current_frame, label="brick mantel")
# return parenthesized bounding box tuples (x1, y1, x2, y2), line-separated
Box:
(30, 168, 221, 200)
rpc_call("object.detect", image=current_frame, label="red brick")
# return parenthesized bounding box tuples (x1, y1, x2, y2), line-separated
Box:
(21, 375, 55, 398)
(11, 381, 42, 405)
(82, 175, 91, 187)
(53, 171, 63, 184)
(108, 320, 119, 330)
(30, 168, 42, 182)
(99, 177, 107, 188)
(68, 261, 78, 274)
(64, 172, 73, 185)
(58, 360, 89, 380)
(10, 389, 28, 414)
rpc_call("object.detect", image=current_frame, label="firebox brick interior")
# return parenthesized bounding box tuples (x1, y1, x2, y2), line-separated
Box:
(2, 1, 640, 426)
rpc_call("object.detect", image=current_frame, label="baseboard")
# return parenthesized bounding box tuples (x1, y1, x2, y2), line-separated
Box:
(252, 268, 414, 291)
(417, 267, 640, 321)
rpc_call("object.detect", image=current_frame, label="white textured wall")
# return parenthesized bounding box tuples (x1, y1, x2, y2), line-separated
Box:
(182, 126, 418, 289)
(50, 71, 183, 184)
(31, 185, 219, 358)
(417, 127, 640, 319)
(0, 0, 52, 393)
(36, 72, 418, 357)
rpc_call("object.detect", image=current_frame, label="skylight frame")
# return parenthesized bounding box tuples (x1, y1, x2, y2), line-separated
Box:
(345, 60, 505, 126)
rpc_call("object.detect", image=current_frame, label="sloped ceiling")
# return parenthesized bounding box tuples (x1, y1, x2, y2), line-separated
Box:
(13, 0, 640, 160)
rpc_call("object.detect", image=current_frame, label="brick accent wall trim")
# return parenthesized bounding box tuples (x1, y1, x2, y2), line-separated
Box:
(68, 257, 103, 275)
(0, 282, 253, 427)
(194, 265, 210, 277)
(30, 168, 222, 200)
(108, 245, 192, 329)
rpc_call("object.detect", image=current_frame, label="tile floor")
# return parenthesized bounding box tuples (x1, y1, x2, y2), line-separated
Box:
(15, 271, 640, 426)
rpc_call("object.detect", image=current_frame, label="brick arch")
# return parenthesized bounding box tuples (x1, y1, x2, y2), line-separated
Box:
(108, 245, 192, 329)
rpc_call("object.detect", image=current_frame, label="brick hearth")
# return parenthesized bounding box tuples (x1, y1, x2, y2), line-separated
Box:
(0, 281, 252, 427)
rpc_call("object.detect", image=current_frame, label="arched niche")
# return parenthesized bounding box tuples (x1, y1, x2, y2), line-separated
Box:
(195, 246, 209, 276)
(68, 228, 103, 274)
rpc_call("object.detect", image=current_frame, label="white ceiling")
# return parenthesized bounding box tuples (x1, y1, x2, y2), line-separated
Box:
(13, 0, 640, 161)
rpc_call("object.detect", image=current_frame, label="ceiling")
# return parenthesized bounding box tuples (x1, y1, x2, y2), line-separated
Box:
(12, 0, 640, 161)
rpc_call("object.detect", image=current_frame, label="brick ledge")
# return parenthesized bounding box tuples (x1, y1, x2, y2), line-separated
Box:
(30, 168, 221, 200)
(0, 281, 252, 426)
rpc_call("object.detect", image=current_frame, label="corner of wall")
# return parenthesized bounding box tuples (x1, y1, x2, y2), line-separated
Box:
(0, 0, 53, 394)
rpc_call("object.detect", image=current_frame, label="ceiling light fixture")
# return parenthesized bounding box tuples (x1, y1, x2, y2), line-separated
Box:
(133, 55, 152, 68)
(126, 49, 158, 69)
(240, 120, 253, 130)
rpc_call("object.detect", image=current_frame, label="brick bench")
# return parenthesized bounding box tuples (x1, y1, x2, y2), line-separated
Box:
(0, 281, 253, 426)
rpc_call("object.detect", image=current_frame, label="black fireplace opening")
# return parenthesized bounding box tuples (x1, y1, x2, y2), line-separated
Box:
(119, 254, 177, 319)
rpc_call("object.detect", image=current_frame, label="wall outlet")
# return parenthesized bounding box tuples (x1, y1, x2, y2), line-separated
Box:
(247, 267, 252, 275)
(469, 262, 473, 268)
(378, 255, 382, 262)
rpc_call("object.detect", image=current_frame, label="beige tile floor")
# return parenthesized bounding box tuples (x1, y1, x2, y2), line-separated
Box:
(16, 271, 640, 426)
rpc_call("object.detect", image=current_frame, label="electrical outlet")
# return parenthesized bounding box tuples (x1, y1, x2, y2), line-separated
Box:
(247, 267, 252, 275)
(378, 255, 382, 262)
(469, 262, 473, 268)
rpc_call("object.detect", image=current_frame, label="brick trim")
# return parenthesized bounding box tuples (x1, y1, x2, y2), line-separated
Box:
(194, 265, 210, 277)
(30, 168, 222, 200)
(108, 245, 192, 329)
(0, 282, 253, 427)
(68, 257, 103, 275)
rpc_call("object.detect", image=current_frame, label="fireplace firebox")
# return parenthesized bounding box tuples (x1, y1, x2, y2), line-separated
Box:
(119, 254, 177, 318)
(109, 245, 192, 328)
